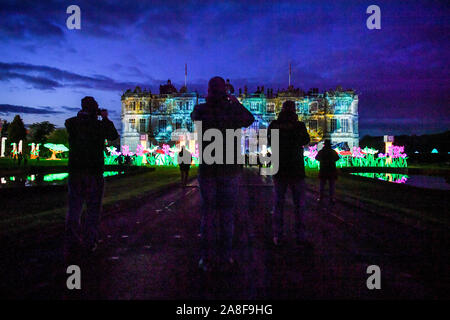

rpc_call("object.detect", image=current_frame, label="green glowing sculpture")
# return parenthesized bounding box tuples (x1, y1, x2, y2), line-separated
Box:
(43, 143, 69, 160)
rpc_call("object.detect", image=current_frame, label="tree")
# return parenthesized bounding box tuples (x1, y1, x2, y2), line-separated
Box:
(7, 115, 27, 143)
(46, 128, 69, 146)
(28, 121, 55, 144)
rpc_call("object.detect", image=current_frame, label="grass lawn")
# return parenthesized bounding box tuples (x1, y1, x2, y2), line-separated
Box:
(0, 158, 69, 176)
(0, 166, 198, 244)
(408, 162, 450, 170)
(305, 169, 449, 227)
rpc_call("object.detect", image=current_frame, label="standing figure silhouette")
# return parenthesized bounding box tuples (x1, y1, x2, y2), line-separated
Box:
(191, 76, 254, 271)
(64, 96, 118, 258)
(268, 100, 310, 246)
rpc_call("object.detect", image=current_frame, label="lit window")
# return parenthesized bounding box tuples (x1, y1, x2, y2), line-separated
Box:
(309, 102, 318, 113)
(129, 118, 135, 131)
(341, 119, 349, 133)
(159, 120, 167, 132)
(139, 118, 146, 132)
(330, 119, 337, 132)
(308, 120, 318, 131)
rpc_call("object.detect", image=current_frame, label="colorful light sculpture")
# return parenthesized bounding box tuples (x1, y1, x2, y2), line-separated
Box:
(10, 143, 18, 158)
(28, 143, 41, 159)
(1, 137, 6, 157)
(105, 142, 407, 169)
(44, 172, 69, 181)
(43, 143, 69, 160)
(304, 143, 408, 169)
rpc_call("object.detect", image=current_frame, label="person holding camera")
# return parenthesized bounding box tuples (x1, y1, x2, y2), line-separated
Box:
(64, 96, 119, 257)
(191, 76, 254, 271)
(268, 100, 310, 246)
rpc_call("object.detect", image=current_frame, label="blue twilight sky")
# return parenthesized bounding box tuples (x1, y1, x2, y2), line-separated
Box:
(0, 0, 448, 137)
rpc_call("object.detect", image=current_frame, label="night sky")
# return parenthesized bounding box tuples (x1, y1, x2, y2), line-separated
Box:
(0, 0, 448, 137)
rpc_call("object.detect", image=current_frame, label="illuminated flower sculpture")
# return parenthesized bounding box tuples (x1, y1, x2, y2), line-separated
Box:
(302, 143, 408, 169)
(304, 144, 319, 169)
(133, 144, 146, 165)
(352, 146, 365, 158)
(43, 143, 69, 160)
(121, 145, 133, 156)
(107, 146, 121, 156)
(28, 143, 41, 159)
(388, 146, 407, 158)
(10, 143, 18, 158)
(351, 146, 365, 166)
(105, 141, 410, 170)
(363, 147, 378, 155)
(387, 145, 408, 167)
(136, 144, 145, 156)
(154, 144, 173, 166)
(104, 146, 121, 165)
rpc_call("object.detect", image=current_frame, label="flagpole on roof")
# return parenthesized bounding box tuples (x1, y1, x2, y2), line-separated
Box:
(289, 62, 291, 87)
(185, 63, 187, 88)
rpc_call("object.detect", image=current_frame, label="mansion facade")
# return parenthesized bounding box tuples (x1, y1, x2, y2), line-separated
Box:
(121, 80, 359, 152)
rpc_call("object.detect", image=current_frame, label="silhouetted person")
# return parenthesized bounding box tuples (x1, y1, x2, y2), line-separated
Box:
(268, 101, 310, 246)
(191, 76, 254, 271)
(64, 96, 118, 256)
(17, 152, 23, 166)
(257, 151, 263, 174)
(178, 146, 192, 187)
(265, 151, 272, 167)
(23, 153, 28, 166)
(116, 154, 124, 166)
(245, 149, 250, 167)
(315, 139, 340, 204)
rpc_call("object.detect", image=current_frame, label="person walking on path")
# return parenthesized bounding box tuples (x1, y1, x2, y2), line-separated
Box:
(315, 139, 340, 204)
(178, 146, 192, 187)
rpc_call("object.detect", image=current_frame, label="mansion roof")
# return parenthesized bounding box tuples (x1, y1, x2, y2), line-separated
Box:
(122, 80, 356, 100)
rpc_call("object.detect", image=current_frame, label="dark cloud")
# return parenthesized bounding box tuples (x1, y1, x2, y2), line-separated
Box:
(0, 0, 200, 42)
(61, 106, 80, 112)
(0, 1, 66, 41)
(0, 62, 154, 91)
(0, 104, 63, 115)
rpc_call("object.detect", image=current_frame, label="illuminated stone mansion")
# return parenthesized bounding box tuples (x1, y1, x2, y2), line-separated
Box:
(121, 80, 359, 151)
